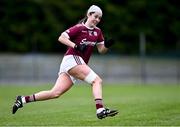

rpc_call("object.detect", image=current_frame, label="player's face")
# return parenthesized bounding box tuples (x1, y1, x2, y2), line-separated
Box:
(88, 12, 102, 27)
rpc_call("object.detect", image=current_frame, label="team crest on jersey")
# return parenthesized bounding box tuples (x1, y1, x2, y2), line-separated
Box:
(93, 31, 97, 36)
(88, 31, 98, 36)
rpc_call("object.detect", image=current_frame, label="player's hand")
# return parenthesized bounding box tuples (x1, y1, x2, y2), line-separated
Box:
(74, 43, 87, 53)
(104, 38, 115, 48)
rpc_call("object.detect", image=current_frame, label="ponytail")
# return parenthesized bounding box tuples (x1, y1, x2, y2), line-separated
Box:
(78, 12, 94, 24)
(78, 17, 87, 24)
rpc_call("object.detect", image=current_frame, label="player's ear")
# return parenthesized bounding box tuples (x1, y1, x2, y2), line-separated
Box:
(87, 12, 94, 17)
(87, 13, 91, 17)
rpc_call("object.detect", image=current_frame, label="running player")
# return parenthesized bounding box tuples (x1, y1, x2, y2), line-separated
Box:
(12, 5, 118, 119)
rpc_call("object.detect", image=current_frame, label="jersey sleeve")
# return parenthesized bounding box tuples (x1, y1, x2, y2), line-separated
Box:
(65, 24, 81, 39)
(96, 29, 104, 45)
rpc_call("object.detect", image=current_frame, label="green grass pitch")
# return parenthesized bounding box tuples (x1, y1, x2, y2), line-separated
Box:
(0, 84, 180, 126)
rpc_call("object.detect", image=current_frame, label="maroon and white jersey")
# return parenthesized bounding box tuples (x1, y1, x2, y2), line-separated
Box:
(63, 23, 104, 64)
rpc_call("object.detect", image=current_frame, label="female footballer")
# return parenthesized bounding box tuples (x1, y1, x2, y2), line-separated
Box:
(12, 5, 118, 119)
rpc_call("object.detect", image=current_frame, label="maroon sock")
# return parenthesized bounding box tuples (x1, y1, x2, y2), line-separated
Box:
(25, 94, 36, 103)
(95, 98, 104, 109)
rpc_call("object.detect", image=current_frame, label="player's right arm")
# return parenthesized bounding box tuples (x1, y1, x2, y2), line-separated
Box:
(58, 26, 86, 52)
(58, 32, 76, 48)
(58, 24, 86, 51)
(58, 32, 86, 52)
(58, 24, 80, 48)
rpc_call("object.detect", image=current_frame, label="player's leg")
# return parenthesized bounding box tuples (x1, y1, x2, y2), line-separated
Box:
(68, 64, 118, 119)
(12, 73, 73, 114)
(86, 72, 118, 119)
(33, 73, 73, 101)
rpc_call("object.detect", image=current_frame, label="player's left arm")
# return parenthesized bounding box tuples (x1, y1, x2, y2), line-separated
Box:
(96, 38, 115, 54)
(96, 43, 108, 54)
(96, 30, 115, 54)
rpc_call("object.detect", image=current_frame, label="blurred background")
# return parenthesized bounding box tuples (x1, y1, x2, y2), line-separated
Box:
(0, 0, 179, 85)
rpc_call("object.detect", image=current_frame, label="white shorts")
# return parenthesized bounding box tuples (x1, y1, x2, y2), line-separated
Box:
(58, 55, 85, 84)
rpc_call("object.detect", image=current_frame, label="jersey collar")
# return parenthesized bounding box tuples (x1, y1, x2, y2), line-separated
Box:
(82, 22, 94, 30)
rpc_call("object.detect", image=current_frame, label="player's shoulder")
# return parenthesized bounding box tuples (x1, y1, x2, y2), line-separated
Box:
(74, 23, 85, 28)
(70, 23, 86, 31)
(67, 23, 84, 32)
(73, 23, 102, 33)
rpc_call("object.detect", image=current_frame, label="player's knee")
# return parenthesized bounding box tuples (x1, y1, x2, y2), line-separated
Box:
(84, 70, 98, 84)
(94, 76, 102, 85)
(98, 77, 103, 84)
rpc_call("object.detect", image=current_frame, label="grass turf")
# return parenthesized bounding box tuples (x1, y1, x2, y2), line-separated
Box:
(0, 84, 180, 126)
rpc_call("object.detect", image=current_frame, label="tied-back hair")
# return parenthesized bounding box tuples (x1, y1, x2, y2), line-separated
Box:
(78, 17, 88, 24)
(78, 12, 94, 24)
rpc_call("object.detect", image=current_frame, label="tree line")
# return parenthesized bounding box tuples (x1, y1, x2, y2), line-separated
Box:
(0, 0, 179, 55)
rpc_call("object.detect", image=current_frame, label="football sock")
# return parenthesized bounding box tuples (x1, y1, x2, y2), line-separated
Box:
(22, 94, 36, 104)
(95, 98, 104, 109)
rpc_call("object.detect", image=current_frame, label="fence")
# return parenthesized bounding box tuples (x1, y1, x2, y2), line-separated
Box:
(0, 54, 179, 85)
